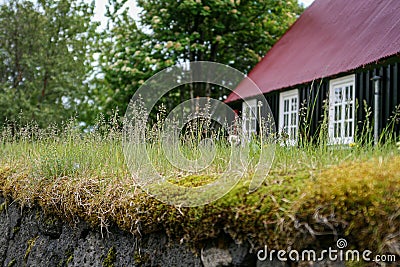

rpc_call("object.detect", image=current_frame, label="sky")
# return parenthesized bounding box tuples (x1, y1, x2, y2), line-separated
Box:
(0, 0, 315, 25)
(91, 0, 316, 29)
(300, 0, 315, 7)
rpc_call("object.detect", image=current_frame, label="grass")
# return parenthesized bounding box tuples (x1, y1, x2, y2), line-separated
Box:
(0, 115, 399, 264)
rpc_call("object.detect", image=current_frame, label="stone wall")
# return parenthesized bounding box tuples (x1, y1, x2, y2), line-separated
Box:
(0, 197, 346, 267)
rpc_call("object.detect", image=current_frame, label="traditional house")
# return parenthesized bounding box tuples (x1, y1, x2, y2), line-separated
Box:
(225, 0, 400, 144)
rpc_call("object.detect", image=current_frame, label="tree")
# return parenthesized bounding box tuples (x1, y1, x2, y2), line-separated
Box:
(96, 0, 303, 119)
(91, 0, 157, 121)
(0, 0, 98, 128)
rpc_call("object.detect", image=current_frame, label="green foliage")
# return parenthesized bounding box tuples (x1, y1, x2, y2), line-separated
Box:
(0, 0, 98, 128)
(102, 246, 116, 267)
(24, 236, 39, 262)
(92, 0, 160, 122)
(59, 249, 74, 267)
(0, 201, 7, 213)
(95, 0, 303, 120)
(7, 258, 16, 267)
(138, 0, 302, 71)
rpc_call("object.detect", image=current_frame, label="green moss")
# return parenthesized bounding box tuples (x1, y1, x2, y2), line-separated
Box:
(134, 252, 149, 265)
(345, 261, 365, 267)
(24, 236, 39, 262)
(0, 201, 7, 213)
(168, 174, 219, 187)
(12, 227, 20, 234)
(7, 258, 16, 267)
(295, 157, 400, 251)
(0, 136, 399, 256)
(66, 254, 74, 265)
(58, 249, 74, 267)
(102, 246, 116, 267)
(43, 215, 58, 226)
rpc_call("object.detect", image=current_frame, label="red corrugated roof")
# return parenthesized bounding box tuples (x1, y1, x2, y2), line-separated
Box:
(226, 0, 400, 103)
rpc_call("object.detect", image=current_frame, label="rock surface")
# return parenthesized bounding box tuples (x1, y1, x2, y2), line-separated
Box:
(0, 197, 348, 266)
(0, 197, 201, 267)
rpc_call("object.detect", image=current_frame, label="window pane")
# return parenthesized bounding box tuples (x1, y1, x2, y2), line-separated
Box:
(244, 107, 249, 118)
(329, 77, 355, 143)
(348, 103, 353, 119)
(280, 92, 298, 144)
(335, 106, 342, 121)
(291, 98, 297, 111)
(335, 88, 342, 103)
(251, 107, 256, 117)
(251, 118, 256, 132)
(349, 121, 353, 137)
(349, 85, 353, 100)
(334, 123, 338, 138)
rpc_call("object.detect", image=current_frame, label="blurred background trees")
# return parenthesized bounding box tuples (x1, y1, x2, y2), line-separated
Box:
(95, 0, 303, 121)
(0, 0, 98, 127)
(0, 0, 303, 128)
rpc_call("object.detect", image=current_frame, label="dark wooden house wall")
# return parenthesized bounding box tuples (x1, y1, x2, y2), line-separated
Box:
(230, 57, 400, 141)
(297, 80, 329, 140)
(356, 61, 400, 137)
(263, 57, 400, 141)
(265, 92, 279, 124)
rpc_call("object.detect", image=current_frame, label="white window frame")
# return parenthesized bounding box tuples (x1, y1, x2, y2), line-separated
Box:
(279, 89, 299, 146)
(328, 74, 356, 144)
(242, 98, 258, 139)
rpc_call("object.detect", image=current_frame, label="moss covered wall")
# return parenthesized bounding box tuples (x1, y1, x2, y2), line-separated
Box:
(0, 197, 352, 267)
(0, 197, 205, 267)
